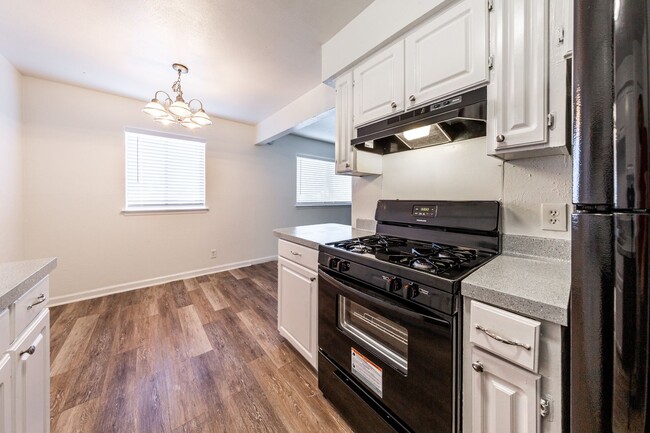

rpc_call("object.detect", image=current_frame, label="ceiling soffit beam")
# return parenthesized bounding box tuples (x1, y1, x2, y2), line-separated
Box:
(254, 83, 335, 145)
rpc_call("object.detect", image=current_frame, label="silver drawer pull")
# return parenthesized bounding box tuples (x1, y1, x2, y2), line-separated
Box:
(27, 294, 46, 310)
(290, 251, 302, 257)
(472, 361, 484, 373)
(20, 345, 36, 357)
(475, 324, 531, 350)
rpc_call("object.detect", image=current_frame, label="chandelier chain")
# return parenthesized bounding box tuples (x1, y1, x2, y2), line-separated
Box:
(171, 69, 183, 99)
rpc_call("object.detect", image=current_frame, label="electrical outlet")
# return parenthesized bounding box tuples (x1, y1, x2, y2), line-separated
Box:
(541, 203, 567, 231)
(210, 249, 217, 259)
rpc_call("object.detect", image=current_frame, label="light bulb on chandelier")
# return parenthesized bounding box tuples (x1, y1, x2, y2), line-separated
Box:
(142, 63, 212, 128)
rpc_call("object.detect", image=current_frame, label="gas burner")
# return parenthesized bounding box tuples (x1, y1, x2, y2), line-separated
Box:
(412, 259, 435, 271)
(332, 235, 408, 255)
(327, 231, 490, 277)
(413, 246, 477, 262)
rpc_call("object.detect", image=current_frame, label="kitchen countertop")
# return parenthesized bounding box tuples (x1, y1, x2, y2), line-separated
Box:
(462, 235, 571, 326)
(273, 223, 374, 249)
(274, 225, 571, 325)
(0, 257, 57, 312)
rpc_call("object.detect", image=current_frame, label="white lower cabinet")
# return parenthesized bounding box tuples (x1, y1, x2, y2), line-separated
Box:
(278, 256, 318, 369)
(0, 354, 12, 433)
(10, 309, 50, 433)
(470, 346, 540, 433)
(463, 298, 563, 433)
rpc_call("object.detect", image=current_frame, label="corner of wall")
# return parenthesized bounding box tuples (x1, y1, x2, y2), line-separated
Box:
(0, 52, 24, 261)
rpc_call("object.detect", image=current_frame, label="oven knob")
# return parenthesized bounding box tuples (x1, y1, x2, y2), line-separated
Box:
(390, 278, 402, 292)
(328, 257, 340, 269)
(404, 282, 419, 298)
(337, 261, 350, 272)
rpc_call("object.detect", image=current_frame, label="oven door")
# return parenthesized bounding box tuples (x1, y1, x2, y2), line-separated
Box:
(318, 267, 457, 433)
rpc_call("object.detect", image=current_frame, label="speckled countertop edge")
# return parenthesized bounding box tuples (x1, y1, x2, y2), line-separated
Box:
(503, 234, 571, 261)
(462, 235, 571, 325)
(273, 223, 374, 249)
(0, 258, 57, 312)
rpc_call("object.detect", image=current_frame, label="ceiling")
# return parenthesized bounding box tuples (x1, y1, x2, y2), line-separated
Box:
(292, 110, 335, 143)
(0, 0, 373, 124)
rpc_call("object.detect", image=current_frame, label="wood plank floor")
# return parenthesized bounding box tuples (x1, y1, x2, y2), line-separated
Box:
(50, 261, 354, 433)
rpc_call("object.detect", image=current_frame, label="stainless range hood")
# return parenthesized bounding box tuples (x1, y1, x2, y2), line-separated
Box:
(352, 87, 487, 155)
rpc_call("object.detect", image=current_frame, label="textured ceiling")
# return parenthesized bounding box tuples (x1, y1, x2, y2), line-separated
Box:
(0, 0, 372, 124)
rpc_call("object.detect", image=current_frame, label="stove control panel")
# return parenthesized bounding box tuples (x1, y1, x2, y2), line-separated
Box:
(412, 205, 438, 217)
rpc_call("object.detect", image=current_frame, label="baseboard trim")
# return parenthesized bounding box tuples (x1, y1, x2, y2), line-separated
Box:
(48, 255, 278, 307)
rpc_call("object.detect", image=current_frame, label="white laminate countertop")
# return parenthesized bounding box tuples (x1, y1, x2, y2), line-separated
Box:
(0, 257, 57, 312)
(273, 223, 374, 249)
(462, 235, 571, 326)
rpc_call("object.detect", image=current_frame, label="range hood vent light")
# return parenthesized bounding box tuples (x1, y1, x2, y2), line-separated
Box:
(352, 87, 487, 155)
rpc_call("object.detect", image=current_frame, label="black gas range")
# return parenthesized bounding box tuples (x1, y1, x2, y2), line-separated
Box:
(318, 200, 500, 433)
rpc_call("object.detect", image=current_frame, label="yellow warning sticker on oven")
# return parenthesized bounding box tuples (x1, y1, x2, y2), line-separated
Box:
(351, 347, 383, 398)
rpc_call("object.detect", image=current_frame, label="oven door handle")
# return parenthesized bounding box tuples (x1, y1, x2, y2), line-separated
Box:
(319, 268, 450, 327)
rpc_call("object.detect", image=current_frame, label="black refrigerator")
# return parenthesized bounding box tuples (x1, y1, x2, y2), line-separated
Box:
(571, 1, 650, 432)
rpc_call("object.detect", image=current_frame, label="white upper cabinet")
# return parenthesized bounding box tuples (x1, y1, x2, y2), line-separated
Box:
(335, 72, 383, 176)
(353, 41, 405, 127)
(405, 0, 488, 108)
(487, 0, 550, 156)
(335, 71, 354, 173)
(485, 0, 571, 159)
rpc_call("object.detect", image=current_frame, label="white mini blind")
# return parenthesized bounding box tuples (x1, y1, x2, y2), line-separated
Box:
(296, 155, 351, 205)
(125, 130, 206, 211)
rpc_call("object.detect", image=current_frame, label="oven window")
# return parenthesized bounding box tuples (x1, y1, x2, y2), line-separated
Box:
(338, 295, 408, 374)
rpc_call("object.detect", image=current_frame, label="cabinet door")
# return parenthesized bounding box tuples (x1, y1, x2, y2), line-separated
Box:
(335, 71, 354, 174)
(488, 0, 548, 151)
(12, 309, 50, 433)
(277, 257, 318, 369)
(471, 346, 540, 433)
(405, 0, 488, 107)
(0, 355, 11, 433)
(353, 41, 404, 127)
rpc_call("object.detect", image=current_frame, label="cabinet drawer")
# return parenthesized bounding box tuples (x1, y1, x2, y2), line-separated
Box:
(0, 309, 8, 350)
(12, 276, 49, 338)
(278, 240, 319, 271)
(469, 300, 540, 372)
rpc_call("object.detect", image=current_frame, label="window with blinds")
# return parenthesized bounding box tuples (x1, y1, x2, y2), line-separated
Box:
(124, 130, 206, 212)
(296, 155, 351, 205)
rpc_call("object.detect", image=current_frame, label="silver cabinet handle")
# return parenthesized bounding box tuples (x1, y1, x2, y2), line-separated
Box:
(472, 361, 484, 373)
(475, 324, 531, 350)
(27, 293, 46, 310)
(496, 134, 505, 143)
(390, 102, 397, 109)
(290, 251, 302, 257)
(409, 95, 416, 102)
(20, 345, 36, 357)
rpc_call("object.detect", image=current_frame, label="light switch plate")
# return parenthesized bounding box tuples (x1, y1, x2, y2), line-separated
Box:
(541, 203, 567, 231)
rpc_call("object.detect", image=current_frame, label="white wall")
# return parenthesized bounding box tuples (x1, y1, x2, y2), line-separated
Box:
(352, 138, 503, 222)
(503, 154, 572, 240)
(21, 77, 349, 302)
(352, 138, 573, 240)
(0, 54, 23, 261)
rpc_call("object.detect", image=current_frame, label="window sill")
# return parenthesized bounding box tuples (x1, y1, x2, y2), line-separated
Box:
(121, 207, 210, 216)
(295, 202, 352, 207)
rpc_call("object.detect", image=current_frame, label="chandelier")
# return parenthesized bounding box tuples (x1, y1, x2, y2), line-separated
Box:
(142, 63, 212, 129)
